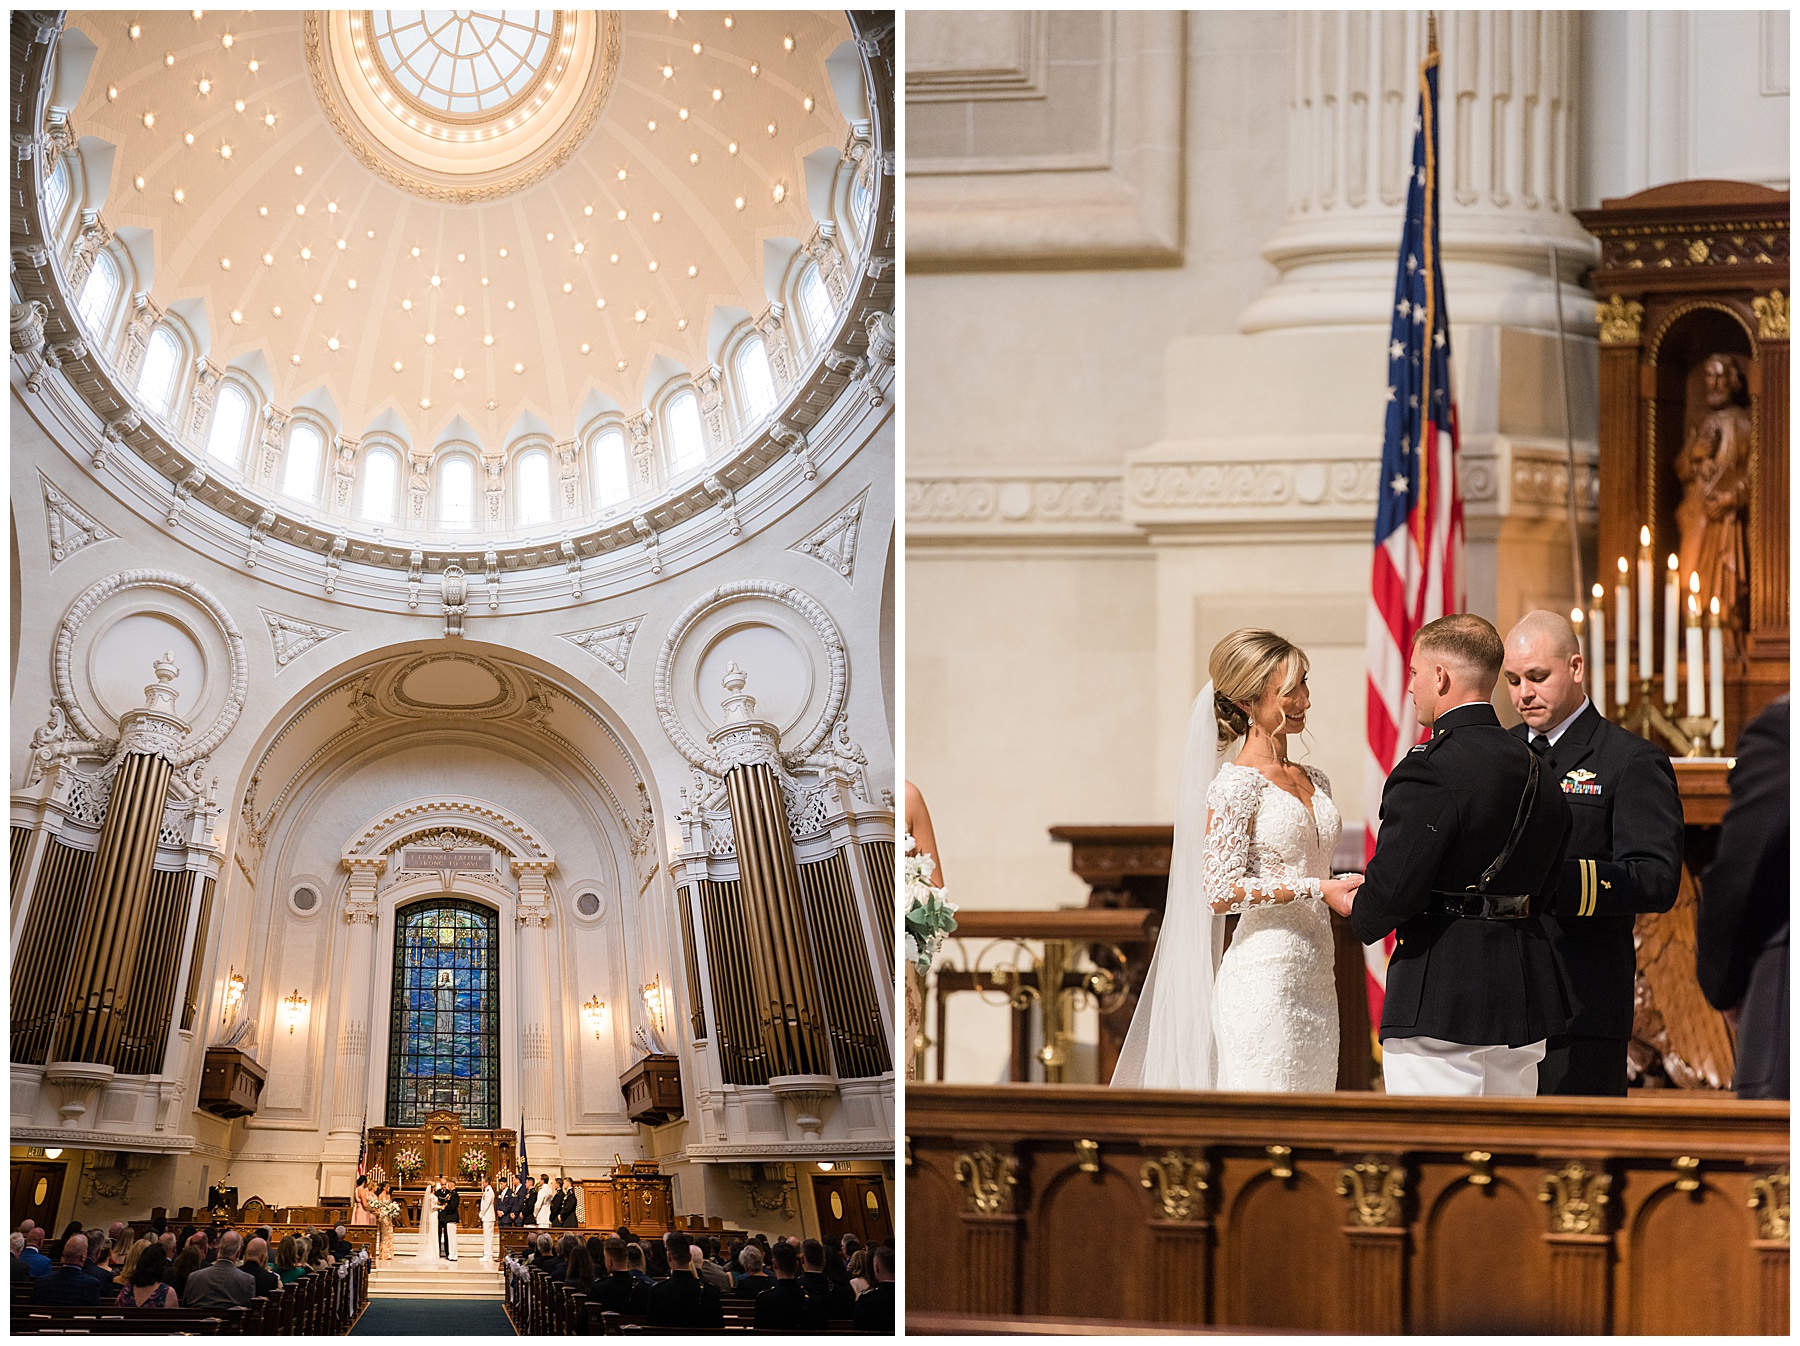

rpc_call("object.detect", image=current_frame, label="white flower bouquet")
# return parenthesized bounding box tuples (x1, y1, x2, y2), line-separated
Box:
(903, 832, 957, 975)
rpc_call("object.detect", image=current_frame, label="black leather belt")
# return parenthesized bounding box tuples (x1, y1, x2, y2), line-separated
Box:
(1429, 891, 1530, 920)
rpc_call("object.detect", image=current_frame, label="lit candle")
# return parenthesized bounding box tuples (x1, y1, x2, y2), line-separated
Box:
(1584, 590, 1604, 717)
(1614, 557, 1630, 709)
(1637, 526, 1653, 683)
(1708, 596, 1724, 751)
(1685, 589, 1704, 719)
(1663, 553, 1680, 707)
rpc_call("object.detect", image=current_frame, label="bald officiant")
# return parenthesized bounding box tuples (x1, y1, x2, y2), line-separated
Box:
(1502, 610, 1684, 1095)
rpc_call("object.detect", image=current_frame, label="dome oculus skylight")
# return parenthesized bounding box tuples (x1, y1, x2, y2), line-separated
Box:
(371, 10, 556, 119)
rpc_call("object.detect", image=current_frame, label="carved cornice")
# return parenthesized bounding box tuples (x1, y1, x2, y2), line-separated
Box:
(906, 472, 1126, 537)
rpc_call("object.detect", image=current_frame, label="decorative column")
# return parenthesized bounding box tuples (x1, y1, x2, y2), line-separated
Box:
(708, 666, 834, 1095)
(1337, 1154, 1408, 1333)
(953, 1145, 1022, 1315)
(1141, 1149, 1213, 1324)
(1242, 10, 1594, 334)
(1538, 1159, 1614, 1334)
(329, 856, 385, 1139)
(49, 655, 189, 1072)
(512, 858, 557, 1147)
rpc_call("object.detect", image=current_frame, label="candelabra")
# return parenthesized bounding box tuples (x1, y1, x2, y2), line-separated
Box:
(1619, 680, 1716, 758)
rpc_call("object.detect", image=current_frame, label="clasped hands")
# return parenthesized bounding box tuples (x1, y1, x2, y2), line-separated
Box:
(1321, 873, 1364, 918)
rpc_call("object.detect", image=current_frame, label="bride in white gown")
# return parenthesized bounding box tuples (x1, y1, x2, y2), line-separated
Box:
(1113, 628, 1362, 1092)
(413, 1184, 440, 1269)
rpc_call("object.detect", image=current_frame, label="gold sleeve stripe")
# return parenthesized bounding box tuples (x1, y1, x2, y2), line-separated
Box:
(1579, 860, 1597, 917)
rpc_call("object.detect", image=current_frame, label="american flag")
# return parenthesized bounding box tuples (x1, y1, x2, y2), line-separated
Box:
(1362, 35, 1465, 1033)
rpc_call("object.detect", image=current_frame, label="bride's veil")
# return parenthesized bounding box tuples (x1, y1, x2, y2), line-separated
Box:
(1109, 680, 1235, 1090)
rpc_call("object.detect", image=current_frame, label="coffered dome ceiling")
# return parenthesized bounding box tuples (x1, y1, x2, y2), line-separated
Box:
(61, 7, 856, 445)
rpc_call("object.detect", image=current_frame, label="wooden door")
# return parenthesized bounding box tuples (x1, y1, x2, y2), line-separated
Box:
(11, 1161, 64, 1232)
(812, 1175, 893, 1245)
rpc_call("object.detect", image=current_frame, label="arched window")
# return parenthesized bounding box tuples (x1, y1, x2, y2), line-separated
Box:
(851, 168, 873, 228)
(205, 382, 250, 465)
(665, 391, 706, 473)
(439, 455, 475, 528)
(281, 422, 323, 500)
(43, 159, 69, 227)
(516, 449, 552, 526)
(799, 264, 835, 343)
(385, 899, 499, 1129)
(76, 251, 118, 334)
(592, 428, 630, 508)
(734, 337, 777, 423)
(135, 327, 181, 416)
(360, 446, 398, 522)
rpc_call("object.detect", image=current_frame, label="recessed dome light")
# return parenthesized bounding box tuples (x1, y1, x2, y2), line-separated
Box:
(772, 183, 786, 202)
(452, 366, 465, 380)
(198, 78, 212, 94)
(728, 141, 738, 155)
(803, 96, 814, 112)
(574, 241, 586, 254)
(393, 360, 403, 371)
(264, 112, 276, 126)
(452, 303, 465, 316)
(272, 305, 282, 316)
(584, 205, 594, 216)
(783, 35, 795, 50)
(312, 292, 323, 304)
(420, 397, 431, 408)
(648, 260, 659, 272)
(687, 265, 697, 277)
(143, 112, 156, 128)
(580, 342, 591, 353)
(219, 143, 232, 158)
(616, 209, 627, 221)
(545, 231, 555, 242)
(767, 122, 776, 136)
(652, 211, 662, 222)
(750, 62, 759, 76)
(336, 238, 346, 250)
(430, 275, 441, 286)
(677, 317, 688, 330)
(327, 336, 340, 351)
(734, 196, 744, 210)
(480, 276, 489, 286)
(424, 333, 436, 345)
(294, 164, 303, 175)
(130, 23, 141, 38)
(507, 299, 517, 310)
(483, 334, 494, 345)
(219, 256, 231, 269)
(347, 278, 357, 289)
(258, 204, 268, 216)
(595, 298, 606, 309)
(562, 281, 573, 293)
(647, 120, 656, 132)
(262, 252, 274, 265)
(723, 15, 732, 27)
(166, 52, 176, 66)
(401, 298, 412, 310)
(616, 359, 627, 371)
(231, 309, 243, 323)
(368, 230, 376, 238)
(295, 203, 305, 215)
(134, 175, 146, 190)
(327, 201, 338, 213)
(291, 353, 301, 364)
(185, 131, 197, 145)
(678, 107, 689, 120)
(248, 59, 259, 73)
(513, 362, 524, 374)
(712, 88, 722, 101)
(235, 99, 245, 112)
(300, 246, 312, 259)
(661, 64, 674, 79)
(499, 247, 508, 258)
(633, 308, 646, 323)
(689, 152, 699, 164)
(411, 246, 421, 257)
(173, 187, 186, 203)
(106, 83, 120, 100)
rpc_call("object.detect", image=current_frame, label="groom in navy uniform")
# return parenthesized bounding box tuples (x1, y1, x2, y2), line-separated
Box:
(1502, 611, 1683, 1095)
(1328, 613, 1574, 1095)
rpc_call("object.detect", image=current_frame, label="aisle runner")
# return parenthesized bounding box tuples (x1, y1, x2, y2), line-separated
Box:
(351, 1297, 515, 1337)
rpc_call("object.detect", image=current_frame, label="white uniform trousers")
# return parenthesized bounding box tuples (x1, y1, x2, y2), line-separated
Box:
(482, 1218, 495, 1262)
(444, 1222, 458, 1261)
(1382, 1035, 1547, 1096)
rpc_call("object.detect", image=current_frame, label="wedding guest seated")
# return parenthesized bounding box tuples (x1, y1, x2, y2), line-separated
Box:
(241, 1238, 280, 1296)
(846, 1249, 872, 1297)
(32, 1233, 102, 1306)
(799, 1239, 855, 1320)
(168, 1242, 205, 1299)
(47, 1219, 84, 1261)
(549, 1234, 578, 1282)
(853, 1246, 894, 1335)
(274, 1234, 309, 1284)
(82, 1235, 118, 1290)
(12, 1232, 31, 1291)
(733, 1244, 772, 1295)
(184, 1230, 256, 1310)
(646, 1231, 722, 1330)
(563, 1237, 595, 1289)
(625, 1242, 654, 1290)
(643, 1237, 670, 1279)
(116, 1243, 180, 1310)
(330, 1225, 354, 1260)
(588, 1238, 644, 1315)
(19, 1228, 52, 1277)
(695, 1236, 732, 1293)
(755, 1240, 821, 1332)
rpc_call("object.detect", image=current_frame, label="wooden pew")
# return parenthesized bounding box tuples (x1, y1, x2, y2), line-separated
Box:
(13, 1305, 246, 1334)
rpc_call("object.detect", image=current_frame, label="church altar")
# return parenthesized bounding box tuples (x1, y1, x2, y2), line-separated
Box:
(366, 1110, 516, 1193)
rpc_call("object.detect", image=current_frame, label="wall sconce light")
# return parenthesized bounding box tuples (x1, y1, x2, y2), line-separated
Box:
(641, 977, 666, 1033)
(816, 1161, 835, 1172)
(223, 970, 247, 1020)
(44, 1148, 63, 1159)
(583, 995, 607, 1040)
(282, 987, 308, 1034)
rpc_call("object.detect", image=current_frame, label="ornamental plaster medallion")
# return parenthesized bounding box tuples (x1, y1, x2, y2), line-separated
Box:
(40, 474, 114, 569)
(52, 571, 248, 768)
(260, 609, 345, 669)
(560, 616, 644, 677)
(788, 488, 866, 583)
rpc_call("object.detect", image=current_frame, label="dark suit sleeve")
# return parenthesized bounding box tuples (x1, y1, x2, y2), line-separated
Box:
(1696, 702, 1790, 1010)
(1351, 751, 1458, 944)
(1551, 742, 1683, 919)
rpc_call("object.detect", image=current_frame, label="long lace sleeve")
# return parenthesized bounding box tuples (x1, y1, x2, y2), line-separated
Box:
(1203, 769, 1324, 914)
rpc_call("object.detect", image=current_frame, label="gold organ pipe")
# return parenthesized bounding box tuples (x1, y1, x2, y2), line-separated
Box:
(861, 841, 897, 975)
(11, 825, 31, 895)
(800, 850, 891, 1077)
(52, 752, 174, 1064)
(180, 877, 216, 1031)
(676, 885, 708, 1040)
(116, 868, 188, 1075)
(10, 840, 96, 1063)
(697, 879, 766, 1085)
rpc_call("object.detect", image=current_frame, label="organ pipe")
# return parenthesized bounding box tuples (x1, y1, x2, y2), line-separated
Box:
(799, 850, 891, 1078)
(180, 876, 216, 1032)
(10, 840, 96, 1063)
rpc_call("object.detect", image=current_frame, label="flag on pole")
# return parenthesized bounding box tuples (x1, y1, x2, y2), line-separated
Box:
(1363, 24, 1466, 1039)
(519, 1118, 529, 1181)
(356, 1113, 367, 1179)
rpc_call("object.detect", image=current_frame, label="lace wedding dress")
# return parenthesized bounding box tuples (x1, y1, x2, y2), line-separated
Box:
(1204, 762, 1342, 1091)
(413, 1188, 440, 1269)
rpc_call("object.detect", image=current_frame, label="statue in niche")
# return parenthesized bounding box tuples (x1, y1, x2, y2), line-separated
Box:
(1673, 352, 1751, 645)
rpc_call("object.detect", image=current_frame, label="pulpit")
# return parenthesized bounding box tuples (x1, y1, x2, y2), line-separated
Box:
(620, 1054, 684, 1126)
(199, 1047, 267, 1119)
(579, 1158, 674, 1234)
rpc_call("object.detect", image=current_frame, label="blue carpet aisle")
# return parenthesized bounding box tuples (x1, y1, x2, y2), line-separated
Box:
(351, 1297, 515, 1336)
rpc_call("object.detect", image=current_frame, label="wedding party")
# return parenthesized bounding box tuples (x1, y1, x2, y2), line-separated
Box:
(905, 7, 1788, 1336)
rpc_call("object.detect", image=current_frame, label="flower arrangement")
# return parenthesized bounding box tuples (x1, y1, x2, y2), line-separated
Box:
(391, 1148, 423, 1182)
(373, 1198, 403, 1222)
(903, 833, 957, 975)
(458, 1148, 490, 1182)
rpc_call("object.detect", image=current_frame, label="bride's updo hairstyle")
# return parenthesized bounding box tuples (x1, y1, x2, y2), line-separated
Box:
(1209, 628, 1309, 748)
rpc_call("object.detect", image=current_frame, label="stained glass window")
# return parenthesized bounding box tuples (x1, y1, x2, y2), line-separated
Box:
(371, 11, 555, 117)
(385, 899, 499, 1129)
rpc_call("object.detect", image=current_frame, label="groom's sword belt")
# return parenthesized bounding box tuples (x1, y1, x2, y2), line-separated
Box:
(1427, 741, 1542, 922)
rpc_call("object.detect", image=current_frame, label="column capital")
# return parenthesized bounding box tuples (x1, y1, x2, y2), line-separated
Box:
(343, 855, 388, 876)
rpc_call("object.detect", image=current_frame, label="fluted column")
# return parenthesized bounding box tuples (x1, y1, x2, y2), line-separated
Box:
(513, 858, 556, 1143)
(1242, 10, 1594, 333)
(49, 655, 188, 1069)
(329, 856, 385, 1138)
(709, 665, 832, 1080)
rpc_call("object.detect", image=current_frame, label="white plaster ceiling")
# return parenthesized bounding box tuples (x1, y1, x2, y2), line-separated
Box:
(64, 8, 855, 449)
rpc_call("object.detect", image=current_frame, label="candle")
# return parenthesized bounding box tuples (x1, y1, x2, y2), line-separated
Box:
(1686, 593, 1705, 719)
(1708, 597, 1724, 750)
(1584, 590, 1605, 717)
(1663, 553, 1680, 706)
(1637, 526, 1653, 683)
(1614, 557, 1630, 709)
